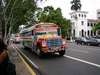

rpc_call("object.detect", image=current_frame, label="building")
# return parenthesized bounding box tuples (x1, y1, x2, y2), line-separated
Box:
(97, 9, 100, 20)
(70, 11, 100, 39)
(70, 11, 88, 38)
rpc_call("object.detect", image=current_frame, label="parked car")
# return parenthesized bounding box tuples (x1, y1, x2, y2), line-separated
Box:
(75, 37, 99, 46)
(92, 36, 100, 46)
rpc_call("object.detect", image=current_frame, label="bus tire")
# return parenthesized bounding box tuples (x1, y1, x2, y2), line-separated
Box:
(37, 48, 43, 57)
(59, 50, 65, 56)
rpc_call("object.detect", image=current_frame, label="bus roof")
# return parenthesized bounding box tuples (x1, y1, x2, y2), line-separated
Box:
(20, 23, 59, 33)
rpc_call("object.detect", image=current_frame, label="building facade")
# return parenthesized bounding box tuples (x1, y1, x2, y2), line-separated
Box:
(97, 9, 100, 20)
(70, 11, 100, 39)
(70, 11, 88, 38)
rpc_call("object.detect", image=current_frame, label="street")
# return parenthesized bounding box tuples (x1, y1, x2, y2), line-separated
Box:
(14, 43, 100, 75)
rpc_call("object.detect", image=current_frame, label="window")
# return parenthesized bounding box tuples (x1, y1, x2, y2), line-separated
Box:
(88, 23, 89, 26)
(91, 30, 93, 36)
(94, 23, 96, 26)
(97, 12, 100, 14)
(98, 17, 100, 19)
(73, 29, 75, 39)
(82, 29, 84, 37)
(91, 23, 93, 26)
(79, 14, 80, 17)
(87, 30, 89, 36)
(24, 31, 32, 36)
(57, 28, 61, 36)
(84, 15, 86, 18)
(82, 14, 83, 17)
(71, 16, 72, 18)
(74, 15, 77, 19)
(81, 21, 84, 25)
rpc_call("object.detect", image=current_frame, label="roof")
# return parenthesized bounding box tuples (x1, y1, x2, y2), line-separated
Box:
(88, 19, 100, 23)
(20, 23, 58, 33)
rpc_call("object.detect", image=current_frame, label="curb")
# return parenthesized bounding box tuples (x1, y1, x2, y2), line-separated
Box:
(13, 44, 45, 75)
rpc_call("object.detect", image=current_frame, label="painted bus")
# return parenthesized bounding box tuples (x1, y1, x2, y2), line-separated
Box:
(20, 23, 67, 56)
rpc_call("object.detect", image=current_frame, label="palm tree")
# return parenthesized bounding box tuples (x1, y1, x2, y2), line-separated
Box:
(70, 0, 82, 11)
(93, 22, 100, 32)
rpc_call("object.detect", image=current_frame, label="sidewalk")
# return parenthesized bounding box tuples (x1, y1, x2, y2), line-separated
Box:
(8, 45, 33, 75)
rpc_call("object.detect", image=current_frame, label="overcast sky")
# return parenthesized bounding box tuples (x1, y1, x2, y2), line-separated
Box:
(37, 0, 100, 19)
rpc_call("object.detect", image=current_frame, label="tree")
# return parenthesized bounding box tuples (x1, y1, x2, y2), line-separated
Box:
(70, 0, 81, 11)
(93, 22, 100, 32)
(0, 0, 37, 42)
(6, 0, 37, 32)
(36, 6, 71, 38)
(0, 0, 48, 44)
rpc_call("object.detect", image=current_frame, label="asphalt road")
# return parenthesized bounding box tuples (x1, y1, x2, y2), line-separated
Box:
(15, 43, 100, 75)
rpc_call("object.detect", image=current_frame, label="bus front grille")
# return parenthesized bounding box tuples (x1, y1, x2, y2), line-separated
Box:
(47, 39, 62, 48)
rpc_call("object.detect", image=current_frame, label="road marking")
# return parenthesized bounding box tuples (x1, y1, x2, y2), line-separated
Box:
(64, 55, 100, 68)
(12, 44, 37, 75)
(14, 45, 39, 69)
(16, 50, 36, 75)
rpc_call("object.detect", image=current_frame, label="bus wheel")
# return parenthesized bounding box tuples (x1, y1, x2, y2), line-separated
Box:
(37, 48, 43, 57)
(59, 50, 65, 56)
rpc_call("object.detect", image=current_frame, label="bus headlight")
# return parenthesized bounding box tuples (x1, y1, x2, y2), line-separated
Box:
(62, 40, 66, 45)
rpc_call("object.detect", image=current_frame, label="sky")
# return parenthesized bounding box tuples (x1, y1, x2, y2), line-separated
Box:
(37, 0, 100, 19)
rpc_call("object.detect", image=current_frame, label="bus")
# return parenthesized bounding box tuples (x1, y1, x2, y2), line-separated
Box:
(20, 23, 67, 56)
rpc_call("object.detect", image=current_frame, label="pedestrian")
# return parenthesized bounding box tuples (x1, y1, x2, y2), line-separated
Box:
(0, 38, 16, 75)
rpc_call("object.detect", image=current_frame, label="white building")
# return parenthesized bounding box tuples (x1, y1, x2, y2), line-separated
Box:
(70, 11, 88, 38)
(97, 9, 100, 20)
(70, 11, 100, 39)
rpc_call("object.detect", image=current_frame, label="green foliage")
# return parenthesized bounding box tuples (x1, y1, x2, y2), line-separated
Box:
(93, 22, 100, 32)
(36, 6, 71, 38)
(1, 0, 37, 39)
(7, 0, 36, 32)
(70, 0, 81, 11)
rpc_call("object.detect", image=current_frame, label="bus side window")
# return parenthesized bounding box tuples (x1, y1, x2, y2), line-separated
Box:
(32, 30, 35, 35)
(32, 30, 34, 35)
(32, 30, 37, 41)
